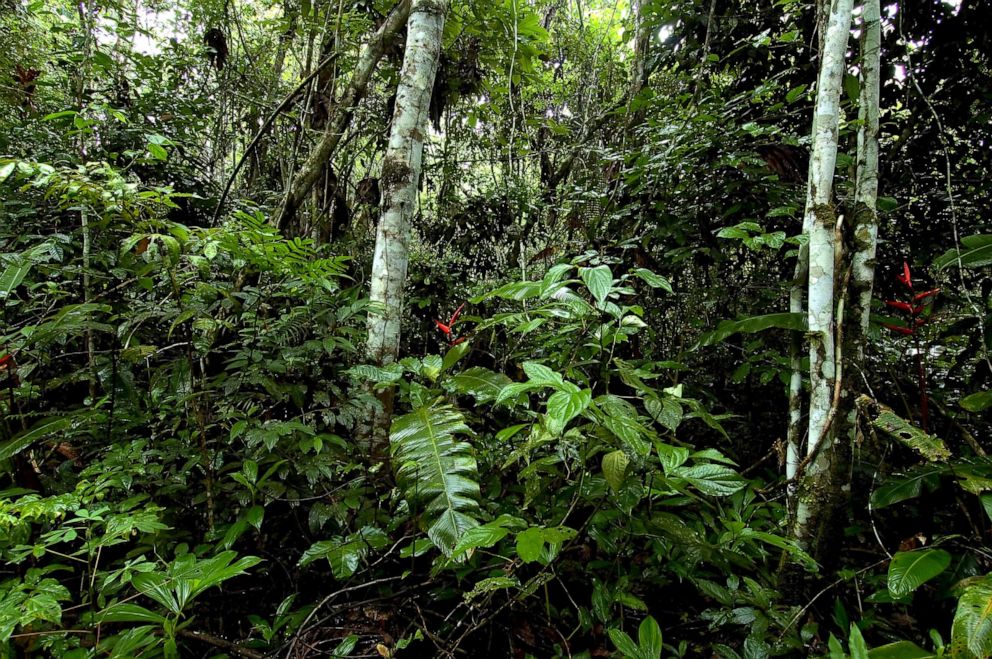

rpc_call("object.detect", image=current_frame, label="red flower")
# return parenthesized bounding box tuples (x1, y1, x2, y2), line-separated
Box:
(897, 261, 913, 289)
(435, 303, 467, 344)
(913, 288, 940, 302)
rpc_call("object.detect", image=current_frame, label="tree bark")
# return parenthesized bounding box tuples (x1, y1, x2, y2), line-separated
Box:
(849, 0, 881, 346)
(792, 0, 853, 550)
(365, 0, 448, 456)
(274, 0, 412, 233)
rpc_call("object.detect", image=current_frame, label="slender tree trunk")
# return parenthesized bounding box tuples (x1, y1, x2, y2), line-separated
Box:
(792, 0, 854, 550)
(275, 0, 412, 232)
(849, 0, 881, 346)
(365, 0, 448, 456)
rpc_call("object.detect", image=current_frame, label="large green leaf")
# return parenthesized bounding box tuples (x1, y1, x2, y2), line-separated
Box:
(390, 404, 481, 557)
(695, 312, 806, 348)
(0, 417, 72, 462)
(934, 235, 992, 270)
(961, 391, 992, 413)
(449, 367, 512, 403)
(952, 576, 992, 658)
(887, 549, 951, 597)
(866, 641, 933, 658)
(858, 396, 950, 462)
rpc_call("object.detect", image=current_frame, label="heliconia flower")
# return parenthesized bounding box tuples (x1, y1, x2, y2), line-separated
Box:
(897, 261, 913, 289)
(0, 353, 12, 370)
(435, 303, 466, 335)
(886, 300, 914, 313)
(449, 337, 467, 346)
(434, 320, 452, 336)
(915, 318, 927, 326)
(913, 288, 940, 302)
(884, 323, 914, 335)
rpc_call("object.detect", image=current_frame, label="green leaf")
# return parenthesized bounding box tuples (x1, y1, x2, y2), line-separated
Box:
(0, 161, 15, 181)
(441, 340, 472, 373)
(632, 268, 673, 293)
(451, 523, 510, 559)
(887, 549, 952, 597)
(785, 84, 807, 103)
(0, 417, 72, 462)
(608, 628, 641, 658)
(695, 312, 806, 348)
(952, 577, 992, 657)
(870, 467, 944, 508)
(331, 634, 359, 657)
(961, 391, 992, 413)
(934, 235, 992, 270)
(866, 641, 934, 658)
(638, 616, 663, 658)
(147, 143, 168, 161)
(545, 388, 591, 435)
(390, 404, 481, 557)
(859, 396, 951, 462)
(581, 265, 613, 306)
(602, 450, 630, 491)
(849, 623, 870, 659)
(98, 603, 167, 625)
(678, 464, 746, 497)
(449, 367, 512, 403)
(515, 527, 545, 563)
(0, 263, 32, 298)
(522, 361, 564, 387)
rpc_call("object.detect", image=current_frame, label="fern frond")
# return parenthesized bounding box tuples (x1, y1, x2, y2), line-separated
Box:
(390, 403, 481, 557)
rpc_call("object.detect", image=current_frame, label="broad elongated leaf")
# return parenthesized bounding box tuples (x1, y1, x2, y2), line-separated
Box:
(870, 467, 945, 508)
(0, 416, 72, 462)
(887, 549, 951, 597)
(390, 404, 481, 556)
(961, 391, 992, 413)
(0, 263, 31, 299)
(952, 576, 992, 658)
(934, 235, 992, 270)
(858, 396, 950, 461)
(866, 641, 933, 658)
(695, 312, 806, 348)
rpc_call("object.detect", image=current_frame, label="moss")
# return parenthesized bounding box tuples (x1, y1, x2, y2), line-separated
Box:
(380, 157, 413, 191)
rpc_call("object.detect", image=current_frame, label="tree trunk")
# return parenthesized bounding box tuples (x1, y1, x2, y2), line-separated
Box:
(275, 0, 412, 232)
(792, 0, 854, 551)
(365, 0, 448, 456)
(849, 0, 881, 346)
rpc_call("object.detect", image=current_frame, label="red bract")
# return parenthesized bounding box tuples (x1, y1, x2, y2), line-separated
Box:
(913, 288, 940, 302)
(434, 320, 452, 336)
(886, 300, 914, 313)
(884, 323, 914, 336)
(897, 261, 913, 289)
(435, 303, 468, 344)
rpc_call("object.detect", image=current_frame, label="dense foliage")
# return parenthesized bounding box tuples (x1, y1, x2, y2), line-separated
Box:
(1, 0, 990, 657)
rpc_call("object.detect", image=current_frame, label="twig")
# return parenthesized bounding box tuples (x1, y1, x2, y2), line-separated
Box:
(178, 629, 267, 659)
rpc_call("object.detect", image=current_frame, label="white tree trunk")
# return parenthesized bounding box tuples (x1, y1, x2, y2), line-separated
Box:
(793, 0, 853, 545)
(850, 0, 881, 341)
(365, 0, 448, 453)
